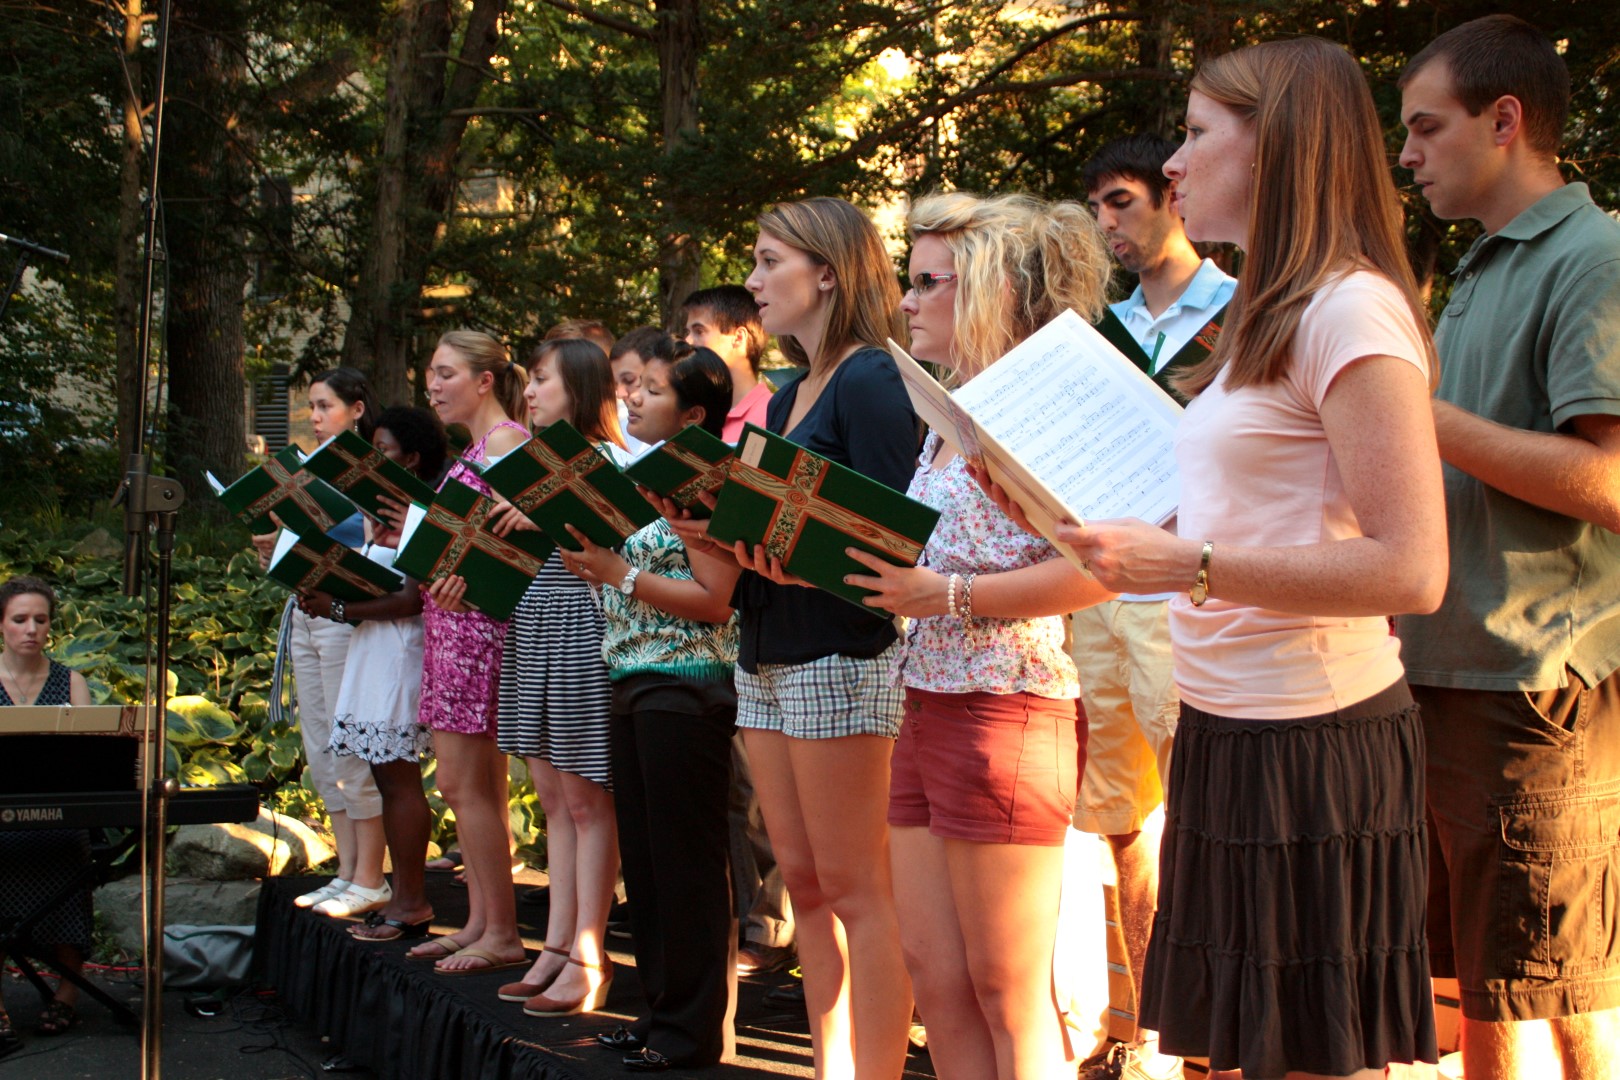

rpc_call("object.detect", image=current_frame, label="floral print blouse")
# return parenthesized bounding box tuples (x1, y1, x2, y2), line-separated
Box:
(891, 432, 1079, 699)
(601, 518, 738, 683)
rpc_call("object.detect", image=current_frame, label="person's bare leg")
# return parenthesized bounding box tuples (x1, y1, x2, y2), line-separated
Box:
(516, 756, 577, 987)
(409, 731, 486, 956)
(1552, 1007, 1620, 1080)
(790, 734, 912, 1080)
(432, 733, 523, 971)
(746, 728, 852, 1080)
(539, 771, 618, 1004)
(892, 826, 995, 1080)
(947, 839, 1068, 1079)
(367, 760, 433, 925)
(1460, 1010, 1620, 1080)
(1107, 829, 1154, 1015)
(50, 946, 82, 1009)
(349, 813, 387, 890)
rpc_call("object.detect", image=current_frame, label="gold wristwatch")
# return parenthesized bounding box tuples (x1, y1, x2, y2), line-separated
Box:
(1190, 541, 1213, 607)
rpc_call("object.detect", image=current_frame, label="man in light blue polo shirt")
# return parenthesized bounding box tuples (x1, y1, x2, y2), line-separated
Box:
(1074, 133, 1235, 1080)
(1088, 133, 1236, 392)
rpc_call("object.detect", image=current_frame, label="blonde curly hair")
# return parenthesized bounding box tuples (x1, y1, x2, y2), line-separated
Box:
(906, 191, 1113, 381)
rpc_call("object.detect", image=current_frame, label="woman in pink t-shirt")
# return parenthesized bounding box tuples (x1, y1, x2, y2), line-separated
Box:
(1040, 39, 1447, 1080)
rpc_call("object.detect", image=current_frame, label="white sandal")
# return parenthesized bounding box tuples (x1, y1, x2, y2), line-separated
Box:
(293, 878, 351, 909)
(313, 881, 393, 918)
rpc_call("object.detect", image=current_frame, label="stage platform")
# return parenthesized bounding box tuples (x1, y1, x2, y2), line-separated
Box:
(254, 873, 938, 1079)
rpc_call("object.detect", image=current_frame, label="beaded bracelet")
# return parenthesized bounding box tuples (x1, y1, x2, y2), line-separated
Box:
(962, 573, 977, 620)
(947, 573, 960, 618)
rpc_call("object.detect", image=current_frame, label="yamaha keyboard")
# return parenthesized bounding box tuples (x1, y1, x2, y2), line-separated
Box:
(0, 784, 259, 830)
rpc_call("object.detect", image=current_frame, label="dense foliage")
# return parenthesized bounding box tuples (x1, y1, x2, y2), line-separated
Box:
(5, 1, 1616, 486)
(1, 0, 1617, 862)
(0, 519, 545, 864)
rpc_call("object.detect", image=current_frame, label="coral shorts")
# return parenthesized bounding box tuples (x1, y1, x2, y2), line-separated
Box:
(888, 688, 1083, 846)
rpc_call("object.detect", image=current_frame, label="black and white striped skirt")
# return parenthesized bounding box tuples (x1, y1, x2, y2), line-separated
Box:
(496, 554, 614, 789)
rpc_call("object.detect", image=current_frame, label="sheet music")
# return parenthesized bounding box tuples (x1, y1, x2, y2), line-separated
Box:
(397, 502, 430, 552)
(948, 310, 1181, 526)
(628, 438, 667, 465)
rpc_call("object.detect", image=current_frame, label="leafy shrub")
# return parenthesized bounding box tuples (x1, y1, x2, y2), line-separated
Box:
(0, 519, 545, 862)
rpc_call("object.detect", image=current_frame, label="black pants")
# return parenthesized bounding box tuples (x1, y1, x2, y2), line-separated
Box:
(610, 707, 738, 1066)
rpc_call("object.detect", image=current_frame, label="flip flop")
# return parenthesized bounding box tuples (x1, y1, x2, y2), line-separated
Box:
(406, 937, 466, 961)
(36, 1001, 78, 1036)
(424, 849, 464, 873)
(434, 947, 528, 976)
(350, 915, 433, 942)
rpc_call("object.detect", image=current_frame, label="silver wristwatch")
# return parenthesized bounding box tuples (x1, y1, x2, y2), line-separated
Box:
(615, 567, 641, 596)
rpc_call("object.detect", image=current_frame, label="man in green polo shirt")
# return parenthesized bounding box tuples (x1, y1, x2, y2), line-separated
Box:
(1395, 15, 1620, 1080)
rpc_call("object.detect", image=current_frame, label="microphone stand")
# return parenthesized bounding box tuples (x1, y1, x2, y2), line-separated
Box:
(105, 1, 179, 1076)
(0, 232, 71, 323)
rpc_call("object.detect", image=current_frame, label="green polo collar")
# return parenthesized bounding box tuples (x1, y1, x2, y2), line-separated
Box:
(1495, 182, 1593, 242)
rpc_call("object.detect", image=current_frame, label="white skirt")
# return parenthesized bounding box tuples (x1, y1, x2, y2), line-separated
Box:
(330, 614, 430, 765)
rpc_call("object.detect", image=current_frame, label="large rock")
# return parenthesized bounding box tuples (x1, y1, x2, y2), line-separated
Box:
(94, 877, 262, 953)
(71, 528, 124, 559)
(167, 806, 333, 879)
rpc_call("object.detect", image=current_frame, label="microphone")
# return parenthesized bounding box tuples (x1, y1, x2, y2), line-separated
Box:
(0, 231, 70, 264)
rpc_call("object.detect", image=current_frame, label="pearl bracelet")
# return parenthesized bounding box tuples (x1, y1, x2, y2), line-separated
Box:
(947, 573, 960, 618)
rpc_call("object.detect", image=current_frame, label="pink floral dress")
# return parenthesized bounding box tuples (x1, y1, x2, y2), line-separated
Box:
(892, 432, 1079, 699)
(419, 419, 529, 735)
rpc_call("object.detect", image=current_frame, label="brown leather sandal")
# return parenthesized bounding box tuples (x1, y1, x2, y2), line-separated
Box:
(498, 944, 570, 1002)
(522, 955, 614, 1017)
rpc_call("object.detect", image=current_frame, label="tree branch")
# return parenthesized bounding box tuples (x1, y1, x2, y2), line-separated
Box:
(806, 65, 1178, 179)
(537, 0, 653, 40)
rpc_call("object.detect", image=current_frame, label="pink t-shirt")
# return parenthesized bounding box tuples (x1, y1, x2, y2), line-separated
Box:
(1170, 271, 1429, 719)
(722, 381, 774, 443)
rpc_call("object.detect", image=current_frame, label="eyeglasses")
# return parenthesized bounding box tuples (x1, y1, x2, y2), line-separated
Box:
(906, 272, 958, 295)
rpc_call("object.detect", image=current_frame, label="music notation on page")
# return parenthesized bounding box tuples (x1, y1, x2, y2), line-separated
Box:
(888, 310, 1182, 573)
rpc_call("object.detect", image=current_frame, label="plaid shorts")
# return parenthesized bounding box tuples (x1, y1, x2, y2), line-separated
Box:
(735, 645, 904, 740)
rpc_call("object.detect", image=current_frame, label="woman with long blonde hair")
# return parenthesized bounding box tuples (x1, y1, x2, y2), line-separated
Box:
(673, 196, 921, 1078)
(848, 191, 1118, 1080)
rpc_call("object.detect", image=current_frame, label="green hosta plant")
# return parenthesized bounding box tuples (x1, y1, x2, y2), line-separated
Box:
(0, 521, 541, 861)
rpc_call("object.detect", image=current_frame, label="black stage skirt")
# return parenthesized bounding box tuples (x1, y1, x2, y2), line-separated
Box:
(1138, 680, 1438, 1080)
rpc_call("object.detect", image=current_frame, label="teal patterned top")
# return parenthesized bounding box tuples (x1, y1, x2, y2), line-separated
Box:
(601, 519, 738, 682)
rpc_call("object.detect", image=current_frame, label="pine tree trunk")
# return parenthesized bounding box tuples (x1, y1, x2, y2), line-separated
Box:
(656, 0, 703, 322)
(163, 0, 250, 491)
(1139, 0, 1178, 139)
(340, 0, 505, 408)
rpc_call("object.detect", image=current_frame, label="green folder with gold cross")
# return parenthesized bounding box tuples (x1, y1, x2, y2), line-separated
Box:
(302, 428, 437, 522)
(207, 445, 359, 537)
(706, 424, 940, 609)
(622, 423, 736, 519)
(266, 529, 404, 608)
(1095, 305, 1228, 399)
(481, 421, 660, 552)
(391, 478, 556, 621)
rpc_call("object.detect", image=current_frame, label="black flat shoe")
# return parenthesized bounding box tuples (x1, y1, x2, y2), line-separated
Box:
(596, 1025, 645, 1052)
(623, 1048, 671, 1072)
(763, 981, 805, 1008)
